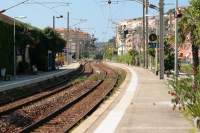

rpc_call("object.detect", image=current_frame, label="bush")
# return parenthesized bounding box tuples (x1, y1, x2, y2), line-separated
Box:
(112, 54, 133, 65)
(164, 39, 174, 72)
(169, 73, 200, 118)
(180, 64, 193, 74)
(0, 21, 14, 74)
(0, 20, 65, 74)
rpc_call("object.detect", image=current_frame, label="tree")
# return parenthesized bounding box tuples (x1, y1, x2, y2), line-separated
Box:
(178, 1, 200, 77)
(129, 49, 139, 66)
(104, 46, 114, 60)
(164, 39, 175, 72)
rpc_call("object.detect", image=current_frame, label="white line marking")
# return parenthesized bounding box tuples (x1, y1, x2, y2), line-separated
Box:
(94, 65, 138, 133)
(0, 63, 79, 91)
(122, 126, 192, 130)
(0, 70, 71, 88)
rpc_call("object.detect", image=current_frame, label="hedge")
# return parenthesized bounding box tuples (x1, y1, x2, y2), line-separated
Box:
(0, 20, 65, 74)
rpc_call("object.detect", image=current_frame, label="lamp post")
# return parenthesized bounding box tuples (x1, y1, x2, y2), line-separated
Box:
(145, 0, 149, 69)
(13, 16, 27, 77)
(155, 16, 159, 75)
(53, 15, 63, 30)
(174, 0, 179, 78)
(143, 0, 145, 68)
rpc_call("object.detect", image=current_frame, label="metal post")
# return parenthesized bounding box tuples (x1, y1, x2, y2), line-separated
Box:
(53, 16, 55, 30)
(155, 17, 159, 75)
(159, 0, 164, 79)
(174, 0, 178, 77)
(143, 0, 145, 68)
(67, 12, 70, 64)
(145, 0, 149, 69)
(13, 16, 26, 77)
(13, 19, 16, 77)
(121, 41, 123, 55)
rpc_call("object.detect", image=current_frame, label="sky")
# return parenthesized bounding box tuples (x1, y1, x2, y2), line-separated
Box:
(0, 0, 189, 42)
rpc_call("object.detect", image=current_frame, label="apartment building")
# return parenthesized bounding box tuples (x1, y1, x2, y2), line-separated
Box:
(116, 8, 200, 64)
(116, 17, 157, 55)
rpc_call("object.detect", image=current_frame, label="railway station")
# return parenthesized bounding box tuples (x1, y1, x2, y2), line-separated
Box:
(0, 0, 200, 133)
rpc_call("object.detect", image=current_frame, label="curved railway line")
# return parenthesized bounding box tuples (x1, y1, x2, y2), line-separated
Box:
(0, 62, 91, 115)
(0, 62, 119, 133)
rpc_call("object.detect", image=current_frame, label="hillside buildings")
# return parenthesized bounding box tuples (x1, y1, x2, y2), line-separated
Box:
(116, 16, 158, 55)
(115, 8, 200, 64)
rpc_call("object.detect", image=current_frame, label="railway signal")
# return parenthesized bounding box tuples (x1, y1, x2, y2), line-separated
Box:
(148, 33, 158, 48)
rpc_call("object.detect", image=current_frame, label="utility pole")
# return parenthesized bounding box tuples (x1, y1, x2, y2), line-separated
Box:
(159, 0, 164, 79)
(155, 17, 159, 75)
(13, 19, 16, 77)
(53, 16, 55, 30)
(143, 0, 145, 68)
(174, 0, 178, 77)
(145, 0, 149, 69)
(13, 16, 26, 77)
(67, 11, 70, 64)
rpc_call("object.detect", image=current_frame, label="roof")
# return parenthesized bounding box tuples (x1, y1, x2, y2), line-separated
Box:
(56, 28, 91, 37)
(0, 13, 14, 24)
(0, 13, 23, 25)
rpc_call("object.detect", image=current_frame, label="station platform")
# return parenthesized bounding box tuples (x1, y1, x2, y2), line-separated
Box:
(0, 63, 80, 92)
(73, 62, 194, 133)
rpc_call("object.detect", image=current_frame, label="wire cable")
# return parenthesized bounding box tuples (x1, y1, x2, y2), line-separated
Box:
(0, 0, 31, 13)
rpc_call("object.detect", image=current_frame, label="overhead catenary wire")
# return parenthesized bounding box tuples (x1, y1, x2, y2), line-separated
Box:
(25, 1, 71, 5)
(0, 0, 31, 13)
(28, 0, 63, 15)
(92, 0, 112, 41)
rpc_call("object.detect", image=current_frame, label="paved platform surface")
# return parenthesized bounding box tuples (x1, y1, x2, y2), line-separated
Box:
(0, 63, 80, 92)
(92, 63, 194, 133)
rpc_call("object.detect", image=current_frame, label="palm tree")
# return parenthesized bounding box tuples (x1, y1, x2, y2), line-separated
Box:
(178, 6, 199, 77)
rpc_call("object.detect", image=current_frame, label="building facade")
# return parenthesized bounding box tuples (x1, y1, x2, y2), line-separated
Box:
(116, 8, 200, 64)
(56, 28, 92, 64)
(116, 17, 158, 55)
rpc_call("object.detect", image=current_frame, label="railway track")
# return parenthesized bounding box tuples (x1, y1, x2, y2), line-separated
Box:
(0, 63, 87, 107)
(0, 62, 118, 133)
(0, 62, 91, 115)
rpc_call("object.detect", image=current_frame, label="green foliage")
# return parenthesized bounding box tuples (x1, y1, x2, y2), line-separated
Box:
(169, 73, 200, 117)
(103, 38, 117, 60)
(178, 0, 200, 76)
(164, 39, 175, 72)
(128, 49, 138, 57)
(112, 53, 134, 65)
(104, 47, 114, 60)
(172, 1, 200, 118)
(107, 48, 140, 66)
(0, 21, 14, 74)
(148, 48, 155, 57)
(180, 64, 194, 74)
(0, 20, 65, 74)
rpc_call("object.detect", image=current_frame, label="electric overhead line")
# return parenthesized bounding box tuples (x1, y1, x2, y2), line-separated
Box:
(24, 1, 72, 8)
(0, 0, 31, 13)
(25, 2, 71, 5)
(0, 0, 71, 15)
(93, 0, 115, 41)
(28, 0, 69, 15)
